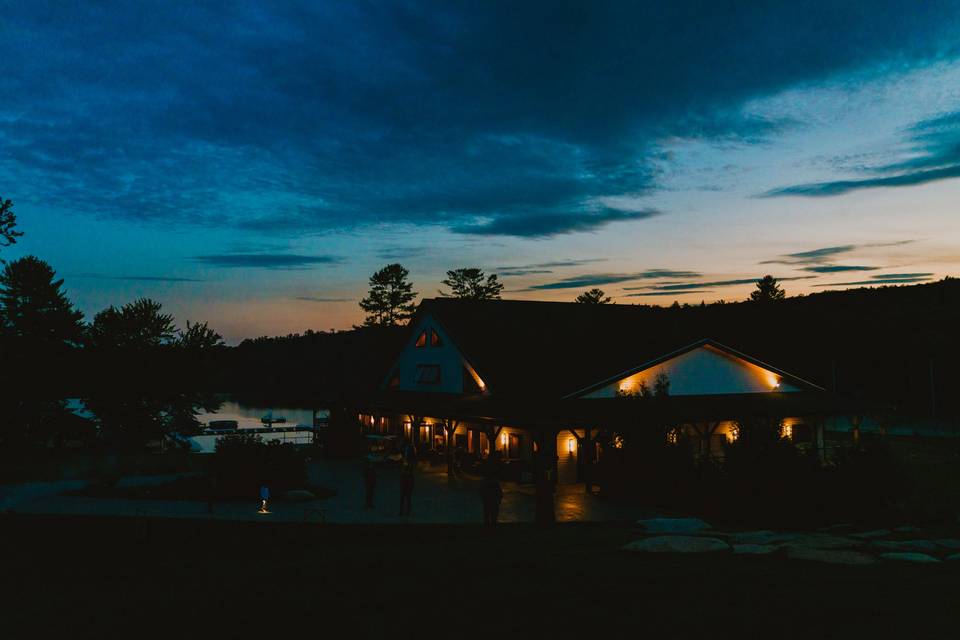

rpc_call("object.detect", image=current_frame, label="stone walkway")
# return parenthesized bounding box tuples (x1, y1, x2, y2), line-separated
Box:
(1, 459, 655, 524)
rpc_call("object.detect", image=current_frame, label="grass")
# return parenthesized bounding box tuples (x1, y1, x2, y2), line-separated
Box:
(4, 514, 959, 638)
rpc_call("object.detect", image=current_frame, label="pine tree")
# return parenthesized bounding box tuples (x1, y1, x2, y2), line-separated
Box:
(359, 263, 418, 326)
(575, 288, 611, 304)
(0, 256, 84, 347)
(440, 267, 503, 300)
(750, 275, 786, 302)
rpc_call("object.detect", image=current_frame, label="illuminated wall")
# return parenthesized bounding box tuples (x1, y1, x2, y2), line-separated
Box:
(582, 344, 803, 398)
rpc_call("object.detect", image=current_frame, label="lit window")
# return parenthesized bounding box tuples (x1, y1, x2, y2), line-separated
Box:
(726, 424, 740, 443)
(430, 330, 442, 347)
(415, 331, 427, 348)
(780, 422, 793, 441)
(415, 364, 441, 385)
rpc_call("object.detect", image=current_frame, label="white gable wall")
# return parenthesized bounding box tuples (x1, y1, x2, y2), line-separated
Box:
(387, 313, 484, 394)
(581, 344, 803, 398)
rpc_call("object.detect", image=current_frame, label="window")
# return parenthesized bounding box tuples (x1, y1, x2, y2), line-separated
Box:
(430, 329, 442, 347)
(415, 331, 427, 348)
(415, 364, 441, 385)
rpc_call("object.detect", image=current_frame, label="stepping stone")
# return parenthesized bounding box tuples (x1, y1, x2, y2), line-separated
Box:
(784, 534, 861, 550)
(636, 517, 711, 534)
(879, 552, 940, 564)
(850, 529, 892, 539)
(869, 540, 940, 553)
(733, 544, 779, 555)
(623, 535, 730, 554)
(787, 547, 878, 565)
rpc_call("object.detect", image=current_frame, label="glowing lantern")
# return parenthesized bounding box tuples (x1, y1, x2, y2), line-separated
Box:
(567, 438, 576, 454)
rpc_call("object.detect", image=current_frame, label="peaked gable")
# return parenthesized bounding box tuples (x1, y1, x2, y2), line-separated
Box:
(570, 340, 822, 398)
(381, 311, 487, 394)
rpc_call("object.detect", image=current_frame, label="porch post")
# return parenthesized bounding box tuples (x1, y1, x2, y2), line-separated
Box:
(443, 419, 459, 478)
(534, 427, 557, 526)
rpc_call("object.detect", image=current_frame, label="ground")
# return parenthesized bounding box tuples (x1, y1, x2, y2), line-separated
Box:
(4, 514, 959, 638)
(2, 458, 654, 523)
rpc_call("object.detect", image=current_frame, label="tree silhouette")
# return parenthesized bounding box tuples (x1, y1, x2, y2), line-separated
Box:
(440, 267, 503, 300)
(359, 263, 418, 326)
(0, 256, 84, 348)
(0, 197, 23, 252)
(750, 275, 785, 302)
(576, 288, 611, 304)
(178, 320, 225, 350)
(88, 298, 177, 349)
(84, 299, 223, 449)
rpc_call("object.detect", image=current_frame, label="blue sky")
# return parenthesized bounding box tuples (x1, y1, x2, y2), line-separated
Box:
(2, 1, 960, 342)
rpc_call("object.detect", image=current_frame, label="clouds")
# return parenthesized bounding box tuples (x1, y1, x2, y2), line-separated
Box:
(294, 296, 353, 303)
(528, 269, 701, 291)
(764, 109, 960, 197)
(452, 208, 660, 238)
(814, 273, 935, 286)
(3, 1, 959, 238)
(192, 254, 341, 269)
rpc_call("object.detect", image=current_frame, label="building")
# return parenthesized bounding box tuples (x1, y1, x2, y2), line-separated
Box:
(346, 298, 858, 522)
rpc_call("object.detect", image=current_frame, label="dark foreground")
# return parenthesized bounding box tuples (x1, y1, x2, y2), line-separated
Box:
(4, 514, 959, 638)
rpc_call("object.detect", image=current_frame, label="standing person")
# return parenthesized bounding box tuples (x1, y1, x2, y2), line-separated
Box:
(363, 459, 377, 508)
(399, 463, 415, 516)
(259, 485, 270, 513)
(480, 470, 503, 526)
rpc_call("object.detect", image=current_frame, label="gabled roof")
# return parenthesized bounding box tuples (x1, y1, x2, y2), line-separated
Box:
(564, 338, 824, 398)
(409, 298, 823, 399)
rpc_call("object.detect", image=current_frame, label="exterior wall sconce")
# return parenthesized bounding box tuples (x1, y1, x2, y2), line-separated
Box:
(567, 438, 576, 454)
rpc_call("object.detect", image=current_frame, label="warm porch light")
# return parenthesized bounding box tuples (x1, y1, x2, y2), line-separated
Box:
(780, 422, 793, 440)
(726, 424, 740, 443)
(567, 438, 576, 453)
(500, 432, 508, 447)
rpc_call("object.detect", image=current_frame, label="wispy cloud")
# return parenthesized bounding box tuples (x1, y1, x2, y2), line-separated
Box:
(626, 275, 816, 292)
(528, 269, 701, 291)
(625, 290, 715, 297)
(295, 296, 353, 303)
(814, 275, 935, 286)
(497, 269, 554, 277)
(761, 245, 857, 265)
(452, 208, 661, 238)
(192, 254, 341, 269)
(762, 109, 960, 198)
(801, 265, 878, 273)
(71, 273, 203, 282)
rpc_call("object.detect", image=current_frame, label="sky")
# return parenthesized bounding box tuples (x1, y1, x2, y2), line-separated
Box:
(2, 1, 960, 343)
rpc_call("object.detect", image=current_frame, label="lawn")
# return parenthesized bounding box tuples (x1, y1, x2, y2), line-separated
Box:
(4, 514, 958, 638)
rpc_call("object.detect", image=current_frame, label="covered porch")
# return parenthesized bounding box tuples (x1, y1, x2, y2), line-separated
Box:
(344, 390, 873, 524)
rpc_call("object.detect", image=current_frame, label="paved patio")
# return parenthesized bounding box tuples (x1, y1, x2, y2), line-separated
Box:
(1, 459, 656, 524)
